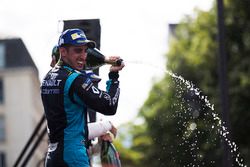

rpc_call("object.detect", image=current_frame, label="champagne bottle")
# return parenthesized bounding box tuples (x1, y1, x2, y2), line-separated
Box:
(100, 140, 122, 167)
(85, 48, 123, 70)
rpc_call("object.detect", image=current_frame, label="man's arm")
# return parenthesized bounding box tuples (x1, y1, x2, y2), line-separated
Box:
(71, 72, 120, 115)
(88, 121, 117, 140)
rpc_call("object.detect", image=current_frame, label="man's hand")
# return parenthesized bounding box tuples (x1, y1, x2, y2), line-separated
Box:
(109, 123, 117, 138)
(100, 133, 114, 142)
(108, 56, 125, 72)
(110, 63, 125, 72)
(100, 122, 117, 142)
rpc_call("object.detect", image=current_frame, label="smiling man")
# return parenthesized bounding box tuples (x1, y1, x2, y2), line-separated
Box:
(41, 28, 124, 167)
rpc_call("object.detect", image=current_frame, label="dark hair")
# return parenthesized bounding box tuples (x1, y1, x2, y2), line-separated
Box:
(52, 45, 60, 62)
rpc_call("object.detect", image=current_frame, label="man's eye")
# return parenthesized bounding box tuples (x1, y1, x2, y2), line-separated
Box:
(74, 48, 83, 53)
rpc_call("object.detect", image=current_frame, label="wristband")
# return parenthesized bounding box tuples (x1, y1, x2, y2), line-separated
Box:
(108, 71, 119, 80)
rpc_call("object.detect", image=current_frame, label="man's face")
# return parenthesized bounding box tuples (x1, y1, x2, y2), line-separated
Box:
(60, 45, 88, 71)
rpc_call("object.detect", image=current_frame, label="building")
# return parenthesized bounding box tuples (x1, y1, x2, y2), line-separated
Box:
(0, 38, 47, 166)
(168, 23, 178, 44)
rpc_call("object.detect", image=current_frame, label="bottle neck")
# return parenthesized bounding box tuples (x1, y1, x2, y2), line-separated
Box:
(85, 48, 123, 69)
(85, 48, 105, 69)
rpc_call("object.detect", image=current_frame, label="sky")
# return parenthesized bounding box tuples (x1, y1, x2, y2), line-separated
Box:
(0, 0, 213, 126)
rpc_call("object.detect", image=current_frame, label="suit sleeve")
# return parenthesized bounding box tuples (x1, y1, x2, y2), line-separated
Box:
(71, 72, 120, 115)
(88, 121, 112, 140)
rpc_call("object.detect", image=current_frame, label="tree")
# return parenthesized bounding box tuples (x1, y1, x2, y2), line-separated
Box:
(119, 0, 250, 166)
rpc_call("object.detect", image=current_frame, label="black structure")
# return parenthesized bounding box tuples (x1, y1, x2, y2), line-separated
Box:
(216, 0, 232, 166)
(63, 19, 101, 50)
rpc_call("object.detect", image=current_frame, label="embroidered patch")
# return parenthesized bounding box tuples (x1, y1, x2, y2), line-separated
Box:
(71, 33, 82, 40)
(82, 78, 92, 90)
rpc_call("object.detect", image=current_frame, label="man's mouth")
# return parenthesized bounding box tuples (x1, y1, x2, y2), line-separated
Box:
(77, 61, 84, 66)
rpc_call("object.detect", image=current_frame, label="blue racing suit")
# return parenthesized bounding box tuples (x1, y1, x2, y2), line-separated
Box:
(41, 63, 120, 167)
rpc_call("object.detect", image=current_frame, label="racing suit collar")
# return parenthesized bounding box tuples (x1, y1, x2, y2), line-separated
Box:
(60, 62, 81, 74)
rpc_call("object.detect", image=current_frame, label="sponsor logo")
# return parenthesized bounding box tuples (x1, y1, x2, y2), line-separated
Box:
(82, 78, 92, 90)
(103, 92, 111, 105)
(112, 88, 120, 105)
(50, 73, 58, 80)
(71, 32, 86, 40)
(42, 89, 60, 94)
(42, 79, 62, 87)
(71, 33, 81, 40)
(91, 86, 100, 94)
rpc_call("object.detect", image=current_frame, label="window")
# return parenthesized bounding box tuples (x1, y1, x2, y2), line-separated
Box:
(0, 79, 3, 104)
(0, 152, 6, 167)
(0, 116, 5, 141)
(0, 44, 5, 68)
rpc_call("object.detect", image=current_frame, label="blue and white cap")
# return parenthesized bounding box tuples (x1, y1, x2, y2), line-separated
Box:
(58, 28, 96, 48)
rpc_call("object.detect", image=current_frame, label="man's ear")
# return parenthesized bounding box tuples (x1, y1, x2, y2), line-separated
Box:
(59, 47, 66, 58)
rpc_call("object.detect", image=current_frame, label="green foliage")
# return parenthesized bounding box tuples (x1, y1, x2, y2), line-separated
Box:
(113, 122, 148, 167)
(118, 0, 250, 166)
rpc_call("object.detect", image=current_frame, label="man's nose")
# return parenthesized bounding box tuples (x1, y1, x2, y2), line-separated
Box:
(81, 52, 87, 60)
(84, 51, 88, 57)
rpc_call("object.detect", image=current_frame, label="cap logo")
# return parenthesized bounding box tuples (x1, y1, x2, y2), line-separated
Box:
(71, 33, 82, 40)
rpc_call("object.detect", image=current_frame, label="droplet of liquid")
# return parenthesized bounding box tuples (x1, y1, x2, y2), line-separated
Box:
(189, 122, 197, 131)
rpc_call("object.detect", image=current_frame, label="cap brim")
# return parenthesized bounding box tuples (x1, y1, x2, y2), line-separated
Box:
(86, 40, 96, 48)
(74, 40, 96, 48)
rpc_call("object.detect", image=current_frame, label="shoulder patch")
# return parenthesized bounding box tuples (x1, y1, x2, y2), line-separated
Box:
(82, 78, 92, 90)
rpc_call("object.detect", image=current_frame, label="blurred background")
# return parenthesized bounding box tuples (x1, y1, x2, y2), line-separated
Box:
(0, 0, 250, 166)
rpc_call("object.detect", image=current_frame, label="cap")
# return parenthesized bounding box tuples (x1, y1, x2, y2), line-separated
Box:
(58, 28, 96, 48)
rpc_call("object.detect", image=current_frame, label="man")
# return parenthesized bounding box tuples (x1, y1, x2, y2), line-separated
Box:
(41, 28, 124, 166)
(50, 45, 117, 141)
(50, 45, 102, 83)
(50, 44, 118, 166)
